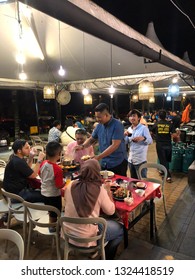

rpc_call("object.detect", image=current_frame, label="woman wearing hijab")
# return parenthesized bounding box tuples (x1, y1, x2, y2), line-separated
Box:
(63, 158, 124, 259)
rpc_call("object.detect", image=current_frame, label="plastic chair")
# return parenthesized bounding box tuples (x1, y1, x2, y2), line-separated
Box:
(60, 216, 107, 260)
(0, 160, 6, 167)
(23, 201, 61, 260)
(1, 188, 25, 235)
(0, 228, 24, 260)
(30, 136, 43, 146)
(1, 188, 44, 247)
(137, 162, 167, 216)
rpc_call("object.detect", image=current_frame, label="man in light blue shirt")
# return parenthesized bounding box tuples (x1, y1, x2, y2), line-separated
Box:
(125, 109, 153, 179)
(48, 120, 62, 143)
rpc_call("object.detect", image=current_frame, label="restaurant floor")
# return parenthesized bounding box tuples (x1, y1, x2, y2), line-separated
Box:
(1, 142, 195, 260)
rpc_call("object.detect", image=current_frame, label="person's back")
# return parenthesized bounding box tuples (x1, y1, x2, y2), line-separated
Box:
(152, 110, 173, 182)
(39, 141, 64, 227)
(48, 120, 62, 142)
(63, 159, 123, 259)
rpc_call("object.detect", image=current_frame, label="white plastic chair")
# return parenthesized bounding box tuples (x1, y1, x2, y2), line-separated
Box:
(23, 201, 61, 260)
(0, 228, 24, 260)
(1, 188, 44, 247)
(60, 216, 107, 260)
(0, 160, 6, 167)
(138, 162, 167, 216)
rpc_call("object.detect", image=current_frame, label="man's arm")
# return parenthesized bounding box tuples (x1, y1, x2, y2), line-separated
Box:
(94, 139, 121, 161)
(74, 136, 97, 151)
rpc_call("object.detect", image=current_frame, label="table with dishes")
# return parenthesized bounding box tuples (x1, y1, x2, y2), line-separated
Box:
(101, 171, 161, 248)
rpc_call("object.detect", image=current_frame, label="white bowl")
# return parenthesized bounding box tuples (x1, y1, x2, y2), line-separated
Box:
(135, 189, 145, 197)
(136, 182, 146, 189)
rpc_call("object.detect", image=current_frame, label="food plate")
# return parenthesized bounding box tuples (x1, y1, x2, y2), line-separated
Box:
(100, 170, 115, 178)
(113, 195, 127, 201)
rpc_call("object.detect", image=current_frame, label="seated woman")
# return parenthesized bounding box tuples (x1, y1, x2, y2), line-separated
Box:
(65, 129, 94, 165)
(62, 158, 124, 259)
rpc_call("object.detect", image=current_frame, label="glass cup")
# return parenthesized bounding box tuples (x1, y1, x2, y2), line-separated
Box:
(65, 175, 72, 185)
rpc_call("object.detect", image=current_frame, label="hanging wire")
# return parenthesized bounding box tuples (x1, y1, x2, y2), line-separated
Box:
(83, 32, 86, 80)
(169, 0, 195, 29)
(16, 0, 22, 38)
(58, 21, 62, 65)
(110, 44, 113, 83)
(58, 21, 65, 76)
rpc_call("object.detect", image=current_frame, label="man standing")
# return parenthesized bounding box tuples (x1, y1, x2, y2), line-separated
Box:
(125, 109, 153, 179)
(75, 103, 127, 176)
(151, 110, 174, 183)
(48, 120, 62, 143)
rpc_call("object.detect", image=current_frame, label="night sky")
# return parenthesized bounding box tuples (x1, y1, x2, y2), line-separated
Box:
(93, 0, 195, 66)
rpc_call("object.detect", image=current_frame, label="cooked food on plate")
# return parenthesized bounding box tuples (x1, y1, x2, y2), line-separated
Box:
(81, 155, 91, 161)
(113, 187, 127, 198)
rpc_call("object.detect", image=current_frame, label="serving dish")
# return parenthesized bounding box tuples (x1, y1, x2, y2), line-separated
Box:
(100, 170, 115, 178)
(131, 181, 147, 190)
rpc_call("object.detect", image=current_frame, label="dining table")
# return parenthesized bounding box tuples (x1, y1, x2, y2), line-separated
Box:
(111, 174, 161, 248)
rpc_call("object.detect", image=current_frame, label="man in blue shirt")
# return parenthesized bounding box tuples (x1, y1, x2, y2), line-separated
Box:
(125, 109, 153, 179)
(75, 103, 127, 176)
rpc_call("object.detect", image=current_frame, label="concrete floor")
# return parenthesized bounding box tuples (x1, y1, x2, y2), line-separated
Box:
(1, 142, 194, 260)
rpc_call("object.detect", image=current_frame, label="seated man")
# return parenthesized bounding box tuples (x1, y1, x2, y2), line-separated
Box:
(65, 129, 94, 165)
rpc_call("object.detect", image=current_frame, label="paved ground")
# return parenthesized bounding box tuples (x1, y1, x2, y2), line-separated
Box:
(1, 142, 194, 260)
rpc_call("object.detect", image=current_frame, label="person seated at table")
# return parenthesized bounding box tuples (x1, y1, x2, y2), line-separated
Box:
(65, 128, 94, 165)
(39, 141, 65, 232)
(62, 158, 124, 259)
(3, 139, 45, 202)
(48, 120, 62, 143)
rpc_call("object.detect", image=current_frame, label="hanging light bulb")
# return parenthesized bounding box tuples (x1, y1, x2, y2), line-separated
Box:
(58, 65, 65, 76)
(109, 84, 115, 94)
(82, 87, 89, 95)
(19, 70, 27, 80)
(16, 52, 26, 64)
(58, 21, 66, 77)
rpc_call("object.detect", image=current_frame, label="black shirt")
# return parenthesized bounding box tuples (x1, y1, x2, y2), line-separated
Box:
(3, 155, 33, 194)
(152, 119, 174, 144)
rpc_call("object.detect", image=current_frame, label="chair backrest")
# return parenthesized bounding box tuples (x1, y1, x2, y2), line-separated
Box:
(60, 216, 107, 259)
(0, 196, 9, 214)
(0, 159, 6, 167)
(138, 162, 167, 190)
(0, 228, 24, 259)
(1, 188, 24, 217)
(23, 201, 61, 259)
(23, 200, 61, 231)
(30, 136, 43, 146)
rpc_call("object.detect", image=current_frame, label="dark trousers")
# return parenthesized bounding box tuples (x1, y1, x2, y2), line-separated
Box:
(156, 143, 172, 178)
(102, 159, 128, 177)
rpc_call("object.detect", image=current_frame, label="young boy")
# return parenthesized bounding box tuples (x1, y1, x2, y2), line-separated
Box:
(39, 141, 65, 232)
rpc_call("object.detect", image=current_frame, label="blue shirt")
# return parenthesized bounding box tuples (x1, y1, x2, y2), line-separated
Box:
(126, 123, 153, 165)
(92, 117, 127, 169)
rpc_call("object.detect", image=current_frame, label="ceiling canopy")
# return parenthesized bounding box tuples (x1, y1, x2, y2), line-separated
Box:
(0, 0, 194, 96)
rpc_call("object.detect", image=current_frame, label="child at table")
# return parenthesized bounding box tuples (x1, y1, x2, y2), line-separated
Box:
(39, 141, 65, 232)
